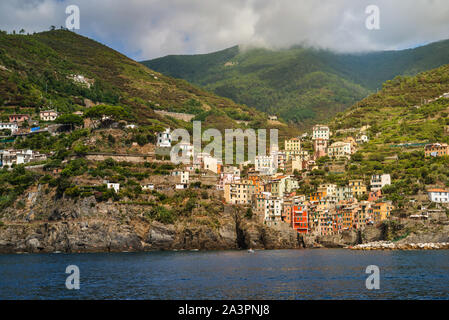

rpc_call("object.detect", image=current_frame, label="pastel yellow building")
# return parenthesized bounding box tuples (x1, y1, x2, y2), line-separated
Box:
(371, 202, 394, 222)
(224, 182, 256, 205)
(349, 180, 367, 197)
(284, 138, 301, 152)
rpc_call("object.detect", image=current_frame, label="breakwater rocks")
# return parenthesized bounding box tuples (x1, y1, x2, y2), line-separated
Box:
(349, 241, 449, 251)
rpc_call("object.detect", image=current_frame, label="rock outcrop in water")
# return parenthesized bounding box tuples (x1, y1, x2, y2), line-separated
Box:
(350, 241, 449, 250)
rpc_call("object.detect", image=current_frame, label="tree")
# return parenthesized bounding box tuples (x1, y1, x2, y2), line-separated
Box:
(84, 105, 129, 121)
(56, 114, 83, 131)
(19, 29, 25, 34)
(351, 152, 363, 162)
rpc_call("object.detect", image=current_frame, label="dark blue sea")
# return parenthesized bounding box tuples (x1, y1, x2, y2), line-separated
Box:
(0, 249, 448, 299)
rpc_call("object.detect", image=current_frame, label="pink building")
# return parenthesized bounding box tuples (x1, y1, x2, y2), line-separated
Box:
(9, 114, 30, 123)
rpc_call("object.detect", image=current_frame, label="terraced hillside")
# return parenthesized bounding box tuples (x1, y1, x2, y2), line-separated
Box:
(0, 30, 298, 138)
(143, 39, 449, 126)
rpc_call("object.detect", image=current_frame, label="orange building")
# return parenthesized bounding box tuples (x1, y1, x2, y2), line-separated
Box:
(332, 213, 343, 234)
(371, 202, 394, 222)
(368, 190, 382, 202)
(245, 176, 264, 194)
(336, 200, 358, 231)
(425, 143, 449, 157)
(292, 205, 308, 234)
(309, 191, 326, 202)
(282, 201, 293, 225)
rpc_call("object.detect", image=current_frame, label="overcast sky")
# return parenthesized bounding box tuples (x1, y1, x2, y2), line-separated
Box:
(1, 0, 449, 60)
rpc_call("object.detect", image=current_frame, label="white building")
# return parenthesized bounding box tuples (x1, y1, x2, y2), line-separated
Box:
(254, 154, 277, 175)
(0, 123, 18, 134)
(157, 128, 172, 147)
(203, 155, 222, 174)
(0, 149, 47, 167)
(106, 182, 120, 193)
(312, 125, 330, 141)
(193, 152, 210, 165)
(428, 189, 449, 203)
(356, 135, 369, 144)
(172, 170, 189, 184)
(254, 192, 283, 225)
(335, 186, 354, 202)
(370, 174, 391, 191)
(70, 74, 92, 88)
(141, 184, 154, 191)
(40, 110, 59, 121)
(177, 142, 194, 160)
(328, 142, 352, 159)
(217, 166, 241, 190)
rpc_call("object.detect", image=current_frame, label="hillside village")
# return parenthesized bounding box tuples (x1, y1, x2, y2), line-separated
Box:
(1, 103, 448, 241)
(0, 30, 448, 252)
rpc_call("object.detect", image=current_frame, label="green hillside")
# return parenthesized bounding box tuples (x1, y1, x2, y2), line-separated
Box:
(331, 64, 449, 143)
(0, 30, 298, 139)
(325, 64, 449, 207)
(142, 39, 449, 126)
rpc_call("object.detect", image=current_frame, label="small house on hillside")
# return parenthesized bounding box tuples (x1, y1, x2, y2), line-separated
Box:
(428, 189, 449, 203)
(0, 123, 18, 134)
(40, 110, 59, 121)
(9, 114, 30, 123)
(157, 128, 172, 147)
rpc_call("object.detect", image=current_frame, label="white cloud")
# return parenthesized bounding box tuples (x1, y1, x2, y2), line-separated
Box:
(1, 0, 449, 60)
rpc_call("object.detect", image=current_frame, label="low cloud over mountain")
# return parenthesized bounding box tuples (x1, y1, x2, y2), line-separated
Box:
(1, 0, 449, 59)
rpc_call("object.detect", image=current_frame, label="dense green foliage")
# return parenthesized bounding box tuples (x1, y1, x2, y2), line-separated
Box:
(0, 165, 41, 210)
(0, 30, 299, 140)
(323, 64, 449, 208)
(143, 40, 449, 126)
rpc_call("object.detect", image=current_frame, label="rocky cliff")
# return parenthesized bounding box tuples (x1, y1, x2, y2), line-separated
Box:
(1, 186, 447, 254)
(0, 187, 302, 254)
(303, 214, 449, 249)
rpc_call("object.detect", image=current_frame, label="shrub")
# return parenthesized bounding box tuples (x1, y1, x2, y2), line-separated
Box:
(148, 206, 175, 224)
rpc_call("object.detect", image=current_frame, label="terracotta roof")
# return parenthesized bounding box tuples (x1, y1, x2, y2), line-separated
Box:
(428, 189, 449, 193)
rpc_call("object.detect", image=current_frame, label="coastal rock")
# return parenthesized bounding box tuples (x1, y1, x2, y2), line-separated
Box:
(313, 230, 359, 248)
(146, 222, 175, 250)
(350, 241, 449, 250)
(1, 189, 448, 253)
(26, 238, 42, 253)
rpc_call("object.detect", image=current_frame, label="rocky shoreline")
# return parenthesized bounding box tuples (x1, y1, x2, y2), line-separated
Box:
(1, 190, 448, 254)
(349, 241, 449, 250)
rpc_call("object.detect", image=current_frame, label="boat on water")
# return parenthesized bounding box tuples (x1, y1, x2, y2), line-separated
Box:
(247, 249, 255, 253)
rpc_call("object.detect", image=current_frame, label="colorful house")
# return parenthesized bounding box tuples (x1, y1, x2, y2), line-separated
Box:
(292, 205, 308, 234)
(349, 180, 367, 197)
(9, 114, 30, 123)
(371, 202, 394, 222)
(425, 143, 449, 157)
